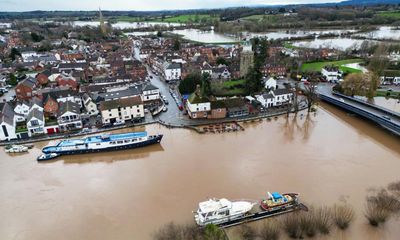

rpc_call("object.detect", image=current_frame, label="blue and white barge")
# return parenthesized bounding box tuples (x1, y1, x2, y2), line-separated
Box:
(38, 131, 162, 160)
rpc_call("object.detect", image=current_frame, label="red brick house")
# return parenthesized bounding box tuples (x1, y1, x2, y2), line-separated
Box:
(263, 64, 287, 77)
(36, 70, 51, 86)
(15, 77, 38, 100)
(56, 75, 79, 91)
(43, 95, 59, 117)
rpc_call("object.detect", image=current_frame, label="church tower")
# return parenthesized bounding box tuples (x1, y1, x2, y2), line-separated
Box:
(240, 40, 254, 78)
(99, 7, 107, 35)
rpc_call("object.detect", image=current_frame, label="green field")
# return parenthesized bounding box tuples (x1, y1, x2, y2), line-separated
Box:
(377, 11, 400, 19)
(162, 14, 218, 23)
(241, 14, 279, 22)
(301, 59, 364, 73)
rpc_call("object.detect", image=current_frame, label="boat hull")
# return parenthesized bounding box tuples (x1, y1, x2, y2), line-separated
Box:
(42, 135, 163, 156)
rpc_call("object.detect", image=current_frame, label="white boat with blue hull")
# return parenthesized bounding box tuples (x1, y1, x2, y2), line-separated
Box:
(41, 131, 163, 157)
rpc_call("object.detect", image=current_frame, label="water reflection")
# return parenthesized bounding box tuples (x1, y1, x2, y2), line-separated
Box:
(37, 144, 165, 165)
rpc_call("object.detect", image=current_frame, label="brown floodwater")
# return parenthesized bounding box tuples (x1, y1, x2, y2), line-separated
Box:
(0, 104, 399, 240)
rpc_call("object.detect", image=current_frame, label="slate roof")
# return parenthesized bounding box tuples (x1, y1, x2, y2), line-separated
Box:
(142, 83, 158, 92)
(18, 77, 37, 89)
(27, 108, 44, 122)
(0, 103, 15, 126)
(58, 101, 80, 116)
(97, 86, 142, 102)
(273, 89, 292, 96)
(166, 63, 181, 70)
(99, 96, 143, 111)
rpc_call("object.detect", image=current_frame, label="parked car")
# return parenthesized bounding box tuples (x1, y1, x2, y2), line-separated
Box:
(164, 99, 169, 105)
(162, 106, 168, 112)
(81, 128, 91, 133)
(113, 120, 125, 126)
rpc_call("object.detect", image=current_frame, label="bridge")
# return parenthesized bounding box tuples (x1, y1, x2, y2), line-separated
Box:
(316, 84, 400, 136)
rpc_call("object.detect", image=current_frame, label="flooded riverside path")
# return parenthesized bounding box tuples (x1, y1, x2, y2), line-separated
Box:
(0, 105, 400, 240)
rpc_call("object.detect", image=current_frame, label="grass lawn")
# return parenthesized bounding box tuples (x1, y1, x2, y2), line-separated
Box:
(212, 79, 247, 96)
(301, 59, 364, 73)
(162, 14, 217, 23)
(376, 89, 400, 99)
(377, 11, 400, 19)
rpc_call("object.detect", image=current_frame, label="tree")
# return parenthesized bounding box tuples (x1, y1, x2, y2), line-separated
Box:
(9, 48, 21, 61)
(178, 72, 202, 95)
(368, 43, 388, 77)
(8, 73, 18, 86)
(203, 224, 226, 240)
(30, 32, 44, 42)
(216, 57, 229, 66)
(341, 73, 377, 98)
(157, 31, 163, 38)
(244, 67, 263, 95)
(201, 72, 212, 96)
(173, 38, 181, 51)
(302, 80, 319, 112)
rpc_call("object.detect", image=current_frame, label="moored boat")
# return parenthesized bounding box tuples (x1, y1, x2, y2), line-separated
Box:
(260, 192, 299, 212)
(41, 131, 163, 156)
(194, 198, 256, 226)
(5, 145, 29, 153)
(37, 153, 60, 161)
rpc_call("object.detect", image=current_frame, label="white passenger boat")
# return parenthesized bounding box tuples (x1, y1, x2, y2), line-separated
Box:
(5, 145, 29, 153)
(194, 198, 255, 226)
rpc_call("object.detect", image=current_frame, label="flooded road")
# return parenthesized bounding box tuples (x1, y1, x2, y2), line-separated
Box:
(0, 105, 399, 240)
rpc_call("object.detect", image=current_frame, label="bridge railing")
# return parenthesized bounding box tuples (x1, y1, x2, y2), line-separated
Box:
(332, 92, 400, 118)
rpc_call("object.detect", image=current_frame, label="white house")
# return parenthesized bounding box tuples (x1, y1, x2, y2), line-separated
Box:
(57, 101, 82, 132)
(256, 89, 293, 108)
(26, 108, 45, 137)
(82, 93, 99, 116)
(141, 83, 160, 102)
(14, 101, 31, 118)
(256, 93, 275, 108)
(186, 89, 211, 119)
(164, 63, 181, 82)
(99, 96, 144, 125)
(0, 103, 17, 141)
(265, 77, 277, 90)
(322, 66, 342, 82)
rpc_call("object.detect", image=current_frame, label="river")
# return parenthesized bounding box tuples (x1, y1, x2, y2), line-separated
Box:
(0, 104, 399, 240)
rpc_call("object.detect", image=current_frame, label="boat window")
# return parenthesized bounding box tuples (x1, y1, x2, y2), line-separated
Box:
(124, 140, 130, 143)
(96, 143, 101, 146)
(117, 141, 123, 144)
(110, 141, 115, 144)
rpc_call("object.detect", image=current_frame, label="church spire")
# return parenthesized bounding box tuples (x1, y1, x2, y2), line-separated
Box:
(99, 7, 107, 35)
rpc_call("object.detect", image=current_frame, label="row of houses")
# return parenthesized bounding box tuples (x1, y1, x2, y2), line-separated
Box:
(0, 80, 160, 141)
(184, 86, 294, 120)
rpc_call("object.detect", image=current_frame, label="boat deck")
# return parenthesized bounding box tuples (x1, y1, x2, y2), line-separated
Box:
(57, 132, 148, 147)
(217, 202, 308, 228)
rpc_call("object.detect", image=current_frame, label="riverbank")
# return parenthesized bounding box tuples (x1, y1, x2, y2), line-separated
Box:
(0, 105, 306, 146)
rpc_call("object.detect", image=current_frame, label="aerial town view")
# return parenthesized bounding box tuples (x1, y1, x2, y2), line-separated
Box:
(0, 0, 400, 239)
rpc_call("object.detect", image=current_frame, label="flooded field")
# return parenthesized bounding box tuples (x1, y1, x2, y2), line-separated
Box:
(0, 105, 399, 240)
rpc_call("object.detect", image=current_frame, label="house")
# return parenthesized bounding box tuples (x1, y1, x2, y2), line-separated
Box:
(35, 69, 51, 86)
(142, 83, 160, 102)
(321, 66, 342, 83)
(43, 95, 59, 117)
(82, 93, 98, 116)
(273, 89, 293, 106)
(41, 88, 82, 107)
(99, 96, 144, 125)
(26, 108, 45, 137)
(57, 101, 82, 132)
(56, 75, 79, 91)
(265, 77, 277, 90)
(212, 66, 231, 80)
(14, 101, 31, 118)
(164, 63, 181, 82)
(186, 88, 211, 119)
(224, 98, 249, 117)
(263, 64, 287, 77)
(0, 103, 17, 141)
(256, 93, 275, 108)
(209, 101, 227, 119)
(256, 89, 293, 108)
(15, 77, 37, 100)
